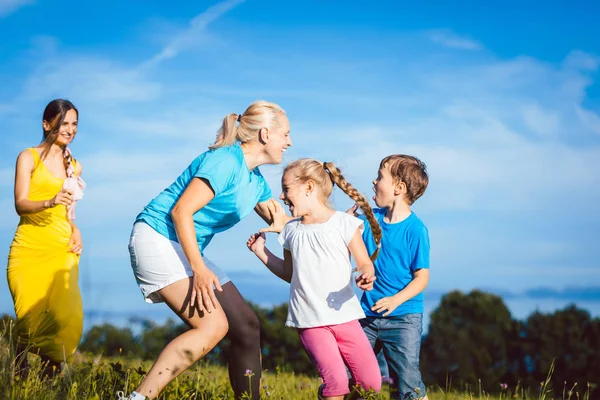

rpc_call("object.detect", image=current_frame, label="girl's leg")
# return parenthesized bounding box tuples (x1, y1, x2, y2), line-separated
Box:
(215, 282, 261, 400)
(298, 326, 349, 400)
(334, 320, 382, 396)
(135, 277, 229, 399)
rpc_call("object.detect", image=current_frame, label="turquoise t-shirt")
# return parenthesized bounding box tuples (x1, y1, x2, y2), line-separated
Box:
(359, 209, 430, 317)
(135, 143, 272, 253)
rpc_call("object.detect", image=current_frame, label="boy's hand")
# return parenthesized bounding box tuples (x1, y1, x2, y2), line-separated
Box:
(355, 272, 376, 291)
(247, 232, 266, 254)
(371, 295, 403, 317)
(346, 203, 359, 217)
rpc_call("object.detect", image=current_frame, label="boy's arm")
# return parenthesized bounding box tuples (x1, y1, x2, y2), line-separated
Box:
(371, 225, 430, 316)
(371, 269, 429, 316)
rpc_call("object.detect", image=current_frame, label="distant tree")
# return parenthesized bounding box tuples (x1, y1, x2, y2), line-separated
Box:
(80, 323, 142, 357)
(521, 305, 600, 398)
(421, 290, 515, 392)
(251, 303, 314, 375)
(135, 318, 188, 360)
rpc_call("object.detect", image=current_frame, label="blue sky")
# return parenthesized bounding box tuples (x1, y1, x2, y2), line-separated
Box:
(1, 0, 599, 332)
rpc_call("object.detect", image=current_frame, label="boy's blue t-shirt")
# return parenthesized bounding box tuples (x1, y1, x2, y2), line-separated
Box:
(135, 143, 272, 254)
(359, 209, 430, 317)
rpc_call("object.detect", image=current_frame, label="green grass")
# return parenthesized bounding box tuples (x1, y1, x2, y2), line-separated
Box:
(0, 326, 593, 400)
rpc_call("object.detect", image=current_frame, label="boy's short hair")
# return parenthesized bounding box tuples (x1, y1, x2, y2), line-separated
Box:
(380, 155, 429, 205)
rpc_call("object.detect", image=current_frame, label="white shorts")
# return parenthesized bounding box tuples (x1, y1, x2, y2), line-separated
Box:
(128, 221, 230, 304)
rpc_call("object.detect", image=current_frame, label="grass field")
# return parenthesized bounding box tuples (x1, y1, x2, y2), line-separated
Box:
(0, 325, 592, 400)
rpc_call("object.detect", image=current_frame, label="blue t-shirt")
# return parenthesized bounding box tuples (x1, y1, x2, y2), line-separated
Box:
(359, 209, 430, 317)
(135, 144, 272, 254)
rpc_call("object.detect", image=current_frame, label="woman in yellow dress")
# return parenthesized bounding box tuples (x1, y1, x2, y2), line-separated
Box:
(7, 99, 85, 375)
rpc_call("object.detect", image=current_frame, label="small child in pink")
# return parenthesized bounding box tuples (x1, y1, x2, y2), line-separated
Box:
(248, 159, 383, 400)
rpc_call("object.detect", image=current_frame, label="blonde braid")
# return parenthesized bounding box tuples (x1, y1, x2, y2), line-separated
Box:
(324, 162, 382, 261)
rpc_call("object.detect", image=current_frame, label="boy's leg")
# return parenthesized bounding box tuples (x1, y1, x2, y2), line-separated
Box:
(335, 320, 382, 395)
(298, 326, 351, 399)
(379, 314, 427, 400)
(359, 317, 382, 353)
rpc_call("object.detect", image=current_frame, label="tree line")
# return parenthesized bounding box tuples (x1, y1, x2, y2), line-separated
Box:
(2, 289, 598, 397)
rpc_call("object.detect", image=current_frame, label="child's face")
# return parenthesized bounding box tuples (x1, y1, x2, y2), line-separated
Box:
(279, 171, 310, 218)
(372, 166, 399, 208)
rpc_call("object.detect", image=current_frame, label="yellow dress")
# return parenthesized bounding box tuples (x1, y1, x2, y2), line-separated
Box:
(6, 148, 83, 362)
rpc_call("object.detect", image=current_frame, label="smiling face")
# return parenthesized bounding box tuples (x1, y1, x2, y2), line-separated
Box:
(43, 107, 78, 147)
(280, 169, 313, 217)
(263, 113, 292, 164)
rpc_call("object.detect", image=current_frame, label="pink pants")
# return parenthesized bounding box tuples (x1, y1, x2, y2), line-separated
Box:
(298, 320, 382, 397)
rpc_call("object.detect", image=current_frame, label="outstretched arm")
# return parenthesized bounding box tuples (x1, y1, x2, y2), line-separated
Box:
(247, 233, 293, 283)
(254, 199, 293, 233)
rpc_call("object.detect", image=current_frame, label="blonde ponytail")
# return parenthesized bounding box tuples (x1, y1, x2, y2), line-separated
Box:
(209, 113, 239, 149)
(209, 100, 286, 150)
(324, 162, 382, 261)
(284, 158, 382, 261)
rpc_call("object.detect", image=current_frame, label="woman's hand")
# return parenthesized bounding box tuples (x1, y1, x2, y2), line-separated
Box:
(260, 200, 290, 233)
(190, 266, 223, 313)
(247, 232, 266, 254)
(49, 188, 74, 208)
(68, 225, 83, 254)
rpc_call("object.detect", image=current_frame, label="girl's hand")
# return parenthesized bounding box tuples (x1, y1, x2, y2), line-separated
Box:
(190, 267, 222, 313)
(355, 272, 376, 291)
(247, 232, 266, 254)
(68, 225, 83, 254)
(260, 200, 290, 233)
(49, 188, 74, 208)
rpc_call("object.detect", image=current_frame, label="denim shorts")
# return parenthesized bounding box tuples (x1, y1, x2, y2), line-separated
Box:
(360, 313, 426, 400)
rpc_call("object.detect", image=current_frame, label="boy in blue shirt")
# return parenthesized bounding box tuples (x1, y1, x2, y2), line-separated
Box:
(352, 154, 430, 400)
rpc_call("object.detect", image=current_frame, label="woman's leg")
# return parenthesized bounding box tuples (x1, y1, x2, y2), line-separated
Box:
(215, 282, 262, 400)
(135, 277, 229, 399)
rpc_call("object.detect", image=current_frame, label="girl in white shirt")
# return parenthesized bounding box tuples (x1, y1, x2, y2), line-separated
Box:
(247, 158, 383, 400)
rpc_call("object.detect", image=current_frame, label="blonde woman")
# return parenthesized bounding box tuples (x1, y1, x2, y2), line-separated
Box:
(126, 101, 292, 400)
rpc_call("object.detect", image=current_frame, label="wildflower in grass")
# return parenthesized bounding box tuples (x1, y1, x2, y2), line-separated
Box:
(500, 383, 508, 390)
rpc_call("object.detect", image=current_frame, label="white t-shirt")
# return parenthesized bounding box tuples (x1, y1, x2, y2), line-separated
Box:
(278, 211, 366, 328)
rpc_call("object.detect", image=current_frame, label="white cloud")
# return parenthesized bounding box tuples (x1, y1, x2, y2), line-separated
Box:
(142, 0, 245, 69)
(576, 106, 600, 135)
(21, 58, 162, 104)
(428, 29, 482, 51)
(521, 103, 561, 137)
(0, 0, 33, 17)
